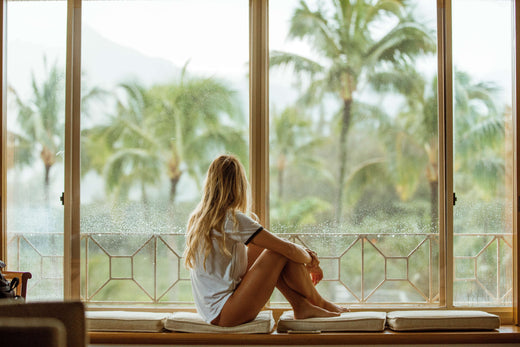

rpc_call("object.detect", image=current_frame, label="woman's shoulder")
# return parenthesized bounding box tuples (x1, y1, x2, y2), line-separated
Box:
(227, 210, 257, 223)
(225, 210, 262, 233)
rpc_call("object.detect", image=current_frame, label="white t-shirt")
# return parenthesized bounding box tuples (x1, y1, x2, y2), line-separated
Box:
(189, 210, 263, 323)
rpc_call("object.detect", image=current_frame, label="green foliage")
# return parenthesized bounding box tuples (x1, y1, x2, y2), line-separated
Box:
(270, 0, 435, 222)
(9, 1, 511, 305)
(82, 67, 247, 204)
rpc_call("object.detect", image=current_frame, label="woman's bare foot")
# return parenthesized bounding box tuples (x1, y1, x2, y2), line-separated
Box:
(322, 300, 349, 314)
(293, 299, 340, 319)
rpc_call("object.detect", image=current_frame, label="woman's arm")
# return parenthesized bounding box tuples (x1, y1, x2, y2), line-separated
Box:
(250, 229, 312, 264)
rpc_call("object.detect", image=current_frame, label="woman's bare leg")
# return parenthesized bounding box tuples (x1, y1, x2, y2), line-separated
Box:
(215, 249, 337, 327)
(275, 277, 339, 319)
(281, 260, 349, 313)
(246, 244, 347, 315)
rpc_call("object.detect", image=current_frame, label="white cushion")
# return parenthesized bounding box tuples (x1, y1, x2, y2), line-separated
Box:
(387, 310, 500, 331)
(164, 310, 274, 334)
(276, 311, 387, 333)
(86, 311, 168, 332)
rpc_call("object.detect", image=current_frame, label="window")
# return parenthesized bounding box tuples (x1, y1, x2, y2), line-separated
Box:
(269, 0, 441, 306)
(5, 0, 67, 301)
(79, 0, 249, 304)
(452, 0, 514, 306)
(1, 0, 518, 317)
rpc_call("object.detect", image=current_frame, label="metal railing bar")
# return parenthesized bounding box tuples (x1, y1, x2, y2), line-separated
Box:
(88, 278, 111, 301)
(131, 278, 155, 303)
(366, 237, 387, 258)
(361, 236, 365, 302)
(131, 235, 155, 257)
(157, 235, 181, 258)
(338, 279, 361, 301)
(407, 280, 429, 301)
(89, 235, 112, 257)
(6, 231, 514, 306)
(474, 278, 498, 301)
(338, 236, 362, 257)
(407, 236, 429, 257)
(475, 236, 497, 258)
(157, 279, 181, 302)
(154, 236, 157, 303)
(364, 279, 385, 302)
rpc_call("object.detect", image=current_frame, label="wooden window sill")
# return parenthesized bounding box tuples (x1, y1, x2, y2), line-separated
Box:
(89, 325, 520, 345)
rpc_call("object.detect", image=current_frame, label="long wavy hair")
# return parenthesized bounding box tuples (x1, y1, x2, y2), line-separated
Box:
(184, 154, 249, 269)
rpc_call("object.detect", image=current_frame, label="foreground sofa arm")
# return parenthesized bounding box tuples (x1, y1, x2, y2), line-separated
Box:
(0, 301, 86, 347)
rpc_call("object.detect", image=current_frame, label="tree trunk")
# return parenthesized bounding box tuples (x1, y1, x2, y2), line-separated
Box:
(168, 153, 182, 203)
(169, 175, 181, 203)
(277, 154, 286, 200)
(335, 99, 353, 224)
(141, 181, 148, 205)
(41, 146, 55, 204)
(44, 164, 51, 203)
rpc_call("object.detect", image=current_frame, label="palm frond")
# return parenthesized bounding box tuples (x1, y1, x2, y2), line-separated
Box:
(289, 0, 342, 57)
(270, 51, 324, 76)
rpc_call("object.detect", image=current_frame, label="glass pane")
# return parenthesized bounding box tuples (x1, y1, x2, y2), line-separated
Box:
(80, 0, 249, 304)
(452, 0, 514, 306)
(269, 0, 439, 306)
(6, 0, 67, 301)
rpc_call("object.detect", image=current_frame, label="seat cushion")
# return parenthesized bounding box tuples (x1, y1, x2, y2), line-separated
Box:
(276, 311, 387, 333)
(164, 310, 274, 334)
(386, 310, 500, 331)
(86, 311, 168, 332)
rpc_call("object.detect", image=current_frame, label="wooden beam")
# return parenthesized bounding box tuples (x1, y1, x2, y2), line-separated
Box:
(64, 0, 81, 300)
(249, 0, 269, 227)
(514, 0, 520, 327)
(0, 0, 6, 263)
(89, 326, 520, 345)
(437, 0, 454, 309)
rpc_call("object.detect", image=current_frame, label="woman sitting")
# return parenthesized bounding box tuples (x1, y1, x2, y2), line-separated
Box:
(184, 154, 347, 327)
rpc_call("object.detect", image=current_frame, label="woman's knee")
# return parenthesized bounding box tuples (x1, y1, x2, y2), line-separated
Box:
(260, 249, 288, 265)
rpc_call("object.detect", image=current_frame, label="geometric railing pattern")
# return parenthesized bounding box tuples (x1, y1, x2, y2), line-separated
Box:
(6, 232, 64, 301)
(6, 231, 513, 306)
(273, 233, 440, 306)
(81, 233, 191, 304)
(453, 233, 513, 306)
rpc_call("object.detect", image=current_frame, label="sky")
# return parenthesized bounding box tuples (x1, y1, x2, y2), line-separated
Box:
(7, 0, 514, 100)
(5, 0, 515, 204)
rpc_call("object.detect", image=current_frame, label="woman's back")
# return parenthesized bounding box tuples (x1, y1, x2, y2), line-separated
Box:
(190, 210, 263, 323)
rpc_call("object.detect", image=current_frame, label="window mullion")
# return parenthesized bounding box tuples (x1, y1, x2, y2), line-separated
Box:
(514, 0, 520, 326)
(249, 0, 269, 227)
(0, 0, 6, 262)
(64, 0, 82, 300)
(437, 0, 454, 309)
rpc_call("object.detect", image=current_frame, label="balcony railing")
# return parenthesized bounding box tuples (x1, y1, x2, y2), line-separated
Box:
(7, 231, 513, 306)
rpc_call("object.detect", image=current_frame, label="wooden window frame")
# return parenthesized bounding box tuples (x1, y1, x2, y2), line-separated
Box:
(0, 0, 518, 324)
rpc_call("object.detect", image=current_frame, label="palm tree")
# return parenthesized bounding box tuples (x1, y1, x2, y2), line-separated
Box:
(270, 0, 435, 223)
(270, 106, 324, 200)
(10, 58, 106, 202)
(83, 81, 162, 204)
(151, 65, 246, 202)
(84, 65, 246, 205)
(269, 105, 332, 230)
(377, 68, 501, 231)
(452, 70, 504, 197)
(9, 57, 64, 201)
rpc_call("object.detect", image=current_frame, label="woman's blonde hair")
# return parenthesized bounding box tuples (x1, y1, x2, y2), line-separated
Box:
(184, 154, 249, 269)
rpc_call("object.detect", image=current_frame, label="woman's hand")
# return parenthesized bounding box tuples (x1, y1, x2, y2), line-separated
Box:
(308, 264, 323, 285)
(305, 249, 323, 285)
